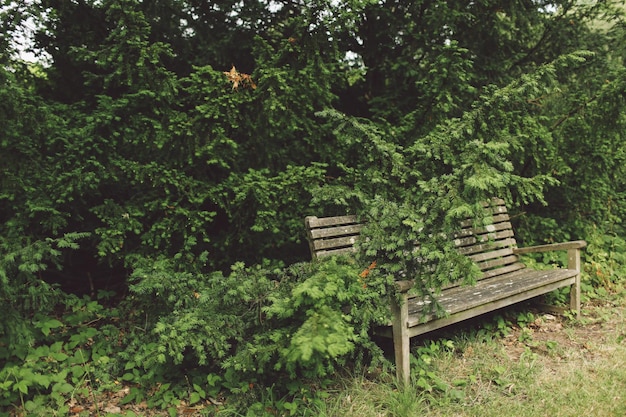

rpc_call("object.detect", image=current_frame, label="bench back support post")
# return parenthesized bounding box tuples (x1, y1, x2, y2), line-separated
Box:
(568, 248, 582, 315)
(391, 290, 411, 385)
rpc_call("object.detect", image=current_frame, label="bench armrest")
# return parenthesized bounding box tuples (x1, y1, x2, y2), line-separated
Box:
(513, 240, 586, 255)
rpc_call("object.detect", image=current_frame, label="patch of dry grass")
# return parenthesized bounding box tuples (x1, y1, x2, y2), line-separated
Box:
(318, 287, 626, 417)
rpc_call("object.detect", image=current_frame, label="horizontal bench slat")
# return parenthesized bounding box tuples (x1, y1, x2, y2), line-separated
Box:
(469, 247, 516, 264)
(453, 229, 515, 247)
(305, 215, 358, 228)
(454, 221, 513, 238)
(457, 237, 517, 255)
(459, 212, 510, 228)
(315, 247, 357, 258)
(308, 224, 363, 240)
(480, 262, 526, 279)
(476, 254, 519, 271)
(482, 197, 506, 207)
(312, 235, 360, 251)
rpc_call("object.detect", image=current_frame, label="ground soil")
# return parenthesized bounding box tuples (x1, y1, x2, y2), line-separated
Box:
(503, 296, 625, 364)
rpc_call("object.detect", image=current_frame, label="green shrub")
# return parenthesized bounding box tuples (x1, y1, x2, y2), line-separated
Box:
(122, 256, 390, 387)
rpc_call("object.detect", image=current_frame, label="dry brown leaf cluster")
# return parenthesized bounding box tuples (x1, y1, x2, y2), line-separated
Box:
(64, 384, 215, 417)
(223, 65, 257, 90)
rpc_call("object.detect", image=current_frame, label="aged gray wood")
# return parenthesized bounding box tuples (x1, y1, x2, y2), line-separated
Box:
(308, 224, 364, 240)
(312, 235, 360, 251)
(305, 215, 362, 260)
(305, 215, 358, 228)
(304, 199, 586, 385)
(406, 268, 578, 323)
(513, 240, 587, 254)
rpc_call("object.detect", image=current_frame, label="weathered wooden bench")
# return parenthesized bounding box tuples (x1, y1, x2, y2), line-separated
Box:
(304, 199, 586, 384)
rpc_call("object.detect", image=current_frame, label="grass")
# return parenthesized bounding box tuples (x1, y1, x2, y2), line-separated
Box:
(316, 286, 626, 417)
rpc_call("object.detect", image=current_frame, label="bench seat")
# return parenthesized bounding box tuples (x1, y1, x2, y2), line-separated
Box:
(380, 267, 579, 339)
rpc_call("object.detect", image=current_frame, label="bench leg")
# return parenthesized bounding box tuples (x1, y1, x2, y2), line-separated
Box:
(391, 292, 410, 385)
(568, 248, 581, 316)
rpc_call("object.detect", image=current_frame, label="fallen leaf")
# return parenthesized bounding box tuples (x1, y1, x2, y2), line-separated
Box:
(103, 405, 122, 414)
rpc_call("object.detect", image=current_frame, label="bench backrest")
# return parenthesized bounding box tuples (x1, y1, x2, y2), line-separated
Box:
(304, 199, 526, 280)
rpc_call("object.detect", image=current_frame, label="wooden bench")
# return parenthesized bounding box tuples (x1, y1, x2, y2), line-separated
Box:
(304, 199, 586, 384)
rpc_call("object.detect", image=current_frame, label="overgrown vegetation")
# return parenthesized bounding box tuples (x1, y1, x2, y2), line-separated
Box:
(1, 0, 625, 415)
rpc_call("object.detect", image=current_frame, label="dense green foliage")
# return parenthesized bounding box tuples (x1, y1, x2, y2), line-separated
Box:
(1, 0, 626, 414)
